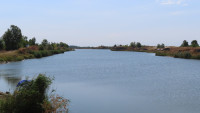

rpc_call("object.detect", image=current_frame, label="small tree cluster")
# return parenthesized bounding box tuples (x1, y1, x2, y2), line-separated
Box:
(130, 42, 142, 48)
(0, 25, 37, 50)
(0, 25, 69, 51)
(180, 40, 199, 47)
(39, 39, 69, 51)
(157, 43, 165, 48)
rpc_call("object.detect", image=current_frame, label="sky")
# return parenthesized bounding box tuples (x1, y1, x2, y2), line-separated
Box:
(0, 0, 200, 46)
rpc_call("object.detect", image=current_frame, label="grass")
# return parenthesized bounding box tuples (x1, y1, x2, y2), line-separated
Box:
(0, 47, 71, 63)
(155, 47, 200, 60)
(111, 46, 200, 60)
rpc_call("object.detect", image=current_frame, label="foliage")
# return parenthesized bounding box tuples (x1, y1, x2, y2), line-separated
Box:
(21, 36, 29, 47)
(130, 42, 136, 48)
(0, 74, 69, 113)
(42, 39, 49, 47)
(136, 42, 142, 48)
(181, 40, 189, 47)
(174, 52, 192, 59)
(2, 25, 23, 50)
(191, 40, 199, 47)
(0, 39, 5, 50)
(155, 52, 167, 56)
(42, 94, 69, 113)
(29, 37, 36, 46)
(157, 43, 165, 48)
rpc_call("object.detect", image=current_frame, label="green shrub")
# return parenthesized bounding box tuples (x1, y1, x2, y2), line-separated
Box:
(192, 55, 200, 59)
(0, 74, 52, 113)
(174, 52, 191, 59)
(155, 52, 167, 56)
(0, 58, 5, 62)
(15, 56, 24, 61)
(4, 56, 13, 61)
(33, 51, 42, 58)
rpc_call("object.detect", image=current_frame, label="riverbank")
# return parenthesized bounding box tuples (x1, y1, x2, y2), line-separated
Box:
(0, 46, 73, 64)
(110, 46, 200, 60)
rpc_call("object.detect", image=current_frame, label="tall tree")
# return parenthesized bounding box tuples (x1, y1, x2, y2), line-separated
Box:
(181, 40, 189, 47)
(191, 40, 199, 47)
(130, 42, 136, 48)
(2, 25, 22, 50)
(0, 39, 4, 50)
(41, 39, 49, 47)
(136, 42, 142, 48)
(29, 37, 36, 46)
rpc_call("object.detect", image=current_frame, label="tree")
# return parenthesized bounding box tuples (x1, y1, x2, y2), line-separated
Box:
(130, 42, 136, 48)
(161, 43, 165, 48)
(181, 40, 189, 47)
(157, 43, 165, 48)
(136, 42, 142, 48)
(157, 44, 161, 48)
(41, 39, 49, 47)
(0, 39, 5, 50)
(191, 40, 199, 47)
(2, 25, 22, 50)
(59, 42, 68, 48)
(21, 36, 29, 47)
(29, 37, 36, 46)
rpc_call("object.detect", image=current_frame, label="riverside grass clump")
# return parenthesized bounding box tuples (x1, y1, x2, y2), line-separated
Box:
(174, 52, 192, 59)
(0, 74, 69, 113)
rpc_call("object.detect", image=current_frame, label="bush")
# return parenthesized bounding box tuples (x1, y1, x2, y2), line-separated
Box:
(0, 74, 69, 113)
(33, 51, 42, 58)
(174, 52, 192, 59)
(15, 56, 24, 61)
(0, 58, 5, 62)
(155, 52, 167, 56)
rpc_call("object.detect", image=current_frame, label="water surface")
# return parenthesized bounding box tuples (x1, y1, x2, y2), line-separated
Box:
(1, 49, 200, 113)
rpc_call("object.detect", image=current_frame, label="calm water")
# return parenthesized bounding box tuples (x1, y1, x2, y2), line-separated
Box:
(1, 49, 200, 113)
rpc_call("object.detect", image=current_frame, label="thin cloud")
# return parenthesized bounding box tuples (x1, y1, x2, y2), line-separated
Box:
(157, 0, 189, 6)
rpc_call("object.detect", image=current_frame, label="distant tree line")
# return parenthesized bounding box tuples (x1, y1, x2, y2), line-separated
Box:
(0, 25, 68, 51)
(181, 40, 199, 47)
(113, 42, 142, 48)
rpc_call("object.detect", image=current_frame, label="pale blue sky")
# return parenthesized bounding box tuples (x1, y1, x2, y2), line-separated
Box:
(0, 0, 200, 46)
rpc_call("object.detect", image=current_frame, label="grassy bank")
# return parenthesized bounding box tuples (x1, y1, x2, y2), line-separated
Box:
(110, 46, 156, 53)
(155, 47, 200, 59)
(0, 46, 73, 63)
(111, 46, 200, 60)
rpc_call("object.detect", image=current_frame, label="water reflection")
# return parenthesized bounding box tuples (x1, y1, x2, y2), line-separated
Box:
(0, 68, 23, 91)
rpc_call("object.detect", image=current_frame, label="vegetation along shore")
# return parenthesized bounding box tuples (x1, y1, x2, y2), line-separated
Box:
(0, 74, 69, 113)
(0, 25, 73, 64)
(111, 40, 200, 60)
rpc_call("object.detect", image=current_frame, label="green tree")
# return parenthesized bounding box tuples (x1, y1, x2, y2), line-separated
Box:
(136, 42, 142, 48)
(157, 43, 165, 48)
(29, 37, 36, 46)
(41, 39, 49, 47)
(181, 40, 189, 47)
(59, 42, 69, 48)
(21, 36, 29, 47)
(130, 42, 136, 48)
(157, 44, 161, 48)
(191, 40, 199, 47)
(2, 25, 23, 50)
(161, 43, 165, 48)
(0, 39, 5, 50)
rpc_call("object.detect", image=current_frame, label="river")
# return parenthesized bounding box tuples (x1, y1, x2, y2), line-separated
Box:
(1, 49, 200, 113)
